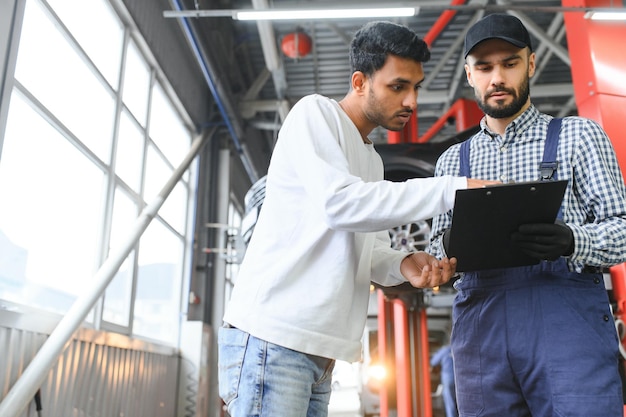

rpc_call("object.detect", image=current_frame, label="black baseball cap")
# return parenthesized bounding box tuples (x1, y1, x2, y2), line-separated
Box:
(464, 14, 532, 58)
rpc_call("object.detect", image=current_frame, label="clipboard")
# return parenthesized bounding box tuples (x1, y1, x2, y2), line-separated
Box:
(447, 180, 568, 272)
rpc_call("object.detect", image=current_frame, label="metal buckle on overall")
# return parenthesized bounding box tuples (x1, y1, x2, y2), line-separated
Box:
(539, 161, 558, 181)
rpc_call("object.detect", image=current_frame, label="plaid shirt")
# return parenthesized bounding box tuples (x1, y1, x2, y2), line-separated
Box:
(429, 105, 626, 272)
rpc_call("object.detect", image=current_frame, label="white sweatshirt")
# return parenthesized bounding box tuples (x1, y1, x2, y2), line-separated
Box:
(223, 94, 467, 362)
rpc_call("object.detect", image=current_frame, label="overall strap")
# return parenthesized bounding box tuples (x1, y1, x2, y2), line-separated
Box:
(459, 139, 471, 177)
(459, 119, 562, 180)
(542, 117, 564, 220)
(540, 118, 561, 181)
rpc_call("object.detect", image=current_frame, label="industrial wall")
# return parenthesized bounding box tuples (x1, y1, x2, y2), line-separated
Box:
(0, 311, 181, 417)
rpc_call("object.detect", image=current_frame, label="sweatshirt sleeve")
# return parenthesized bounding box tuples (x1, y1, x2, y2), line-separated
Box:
(273, 95, 468, 233)
(370, 230, 408, 287)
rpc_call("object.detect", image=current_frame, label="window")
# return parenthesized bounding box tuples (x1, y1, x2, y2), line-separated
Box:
(134, 220, 184, 345)
(102, 188, 138, 327)
(0, 0, 195, 346)
(122, 41, 151, 126)
(149, 83, 191, 170)
(14, 0, 115, 163)
(0, 91, 105, 313)
(46, 0, 123, 88)
(115, 109, 145, 192)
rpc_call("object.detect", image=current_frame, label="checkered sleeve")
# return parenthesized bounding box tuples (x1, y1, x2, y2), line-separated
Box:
(428, 144, 462, 260)
(428, 110, 626, 270)
(565, 117, 626, 266)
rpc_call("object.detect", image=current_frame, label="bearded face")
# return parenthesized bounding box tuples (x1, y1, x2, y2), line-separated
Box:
(475, 74, 530, 119)
(464, 39, 535, 123)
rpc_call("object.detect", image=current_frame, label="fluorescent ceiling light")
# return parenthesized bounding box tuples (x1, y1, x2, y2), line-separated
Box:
(584, 10, 626, 21)
(234, 7, 418, 21)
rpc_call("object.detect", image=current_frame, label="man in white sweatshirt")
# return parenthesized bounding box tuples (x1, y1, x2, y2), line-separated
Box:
(218, 21, 493, 417)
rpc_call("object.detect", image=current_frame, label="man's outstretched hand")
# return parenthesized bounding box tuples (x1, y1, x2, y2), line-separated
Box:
(400, 252, 457, 288)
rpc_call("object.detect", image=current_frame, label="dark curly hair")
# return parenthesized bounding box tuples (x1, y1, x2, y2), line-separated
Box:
(350, 21, 430, 77)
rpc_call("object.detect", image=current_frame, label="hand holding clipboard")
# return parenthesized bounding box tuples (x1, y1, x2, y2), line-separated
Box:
(447, 180, 568, 272)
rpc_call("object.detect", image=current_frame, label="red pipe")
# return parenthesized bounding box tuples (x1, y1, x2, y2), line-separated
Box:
(417, 104, 460, 144)
(391, 95, 477, 143)
(416, 98, 483, 143)
(393, 298, 413, 416)
(387, 0, 467, 144)
(377, 290, 392, 417)
(419, 308, 433, 417)
(423, 0, 466, 47)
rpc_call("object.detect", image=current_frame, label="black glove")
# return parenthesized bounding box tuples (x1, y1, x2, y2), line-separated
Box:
(511, 220, 574, 261)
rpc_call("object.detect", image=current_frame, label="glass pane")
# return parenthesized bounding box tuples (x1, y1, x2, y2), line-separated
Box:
(122, 41, 150, 126)
(161, 181, 188, 234)
(14, 0, 115, 163)
(144, 144, 170, 202)
(103, 256, 133, 327)
(144, 145, 187, 233)
(0, 92, 105, 313)
(149, 82, 191, 169)
(116, 109, 145, 192)
(47, 0, 123, 87)
(133, 220, 183, 345)
(102, 188, 138, 327)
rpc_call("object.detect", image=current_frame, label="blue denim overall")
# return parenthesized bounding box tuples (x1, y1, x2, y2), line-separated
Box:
(451, 119, 623, 417)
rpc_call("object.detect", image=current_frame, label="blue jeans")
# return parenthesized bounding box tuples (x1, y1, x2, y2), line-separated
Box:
(218, 325, 335, 417)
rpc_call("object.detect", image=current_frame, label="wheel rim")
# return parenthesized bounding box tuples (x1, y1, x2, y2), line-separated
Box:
(388, 220, 431, 252)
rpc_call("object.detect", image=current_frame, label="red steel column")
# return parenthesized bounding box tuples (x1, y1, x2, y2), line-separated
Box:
(377, 289, 394, 417)
(393, 298, 413, 416)
(418, 308, 433, 417)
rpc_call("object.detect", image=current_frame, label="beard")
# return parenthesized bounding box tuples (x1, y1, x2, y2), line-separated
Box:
(476, 76, 530, 119)
(364, 87, 412, 132)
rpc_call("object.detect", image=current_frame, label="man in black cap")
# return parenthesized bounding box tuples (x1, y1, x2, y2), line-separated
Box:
(429, 13, 626, 417)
